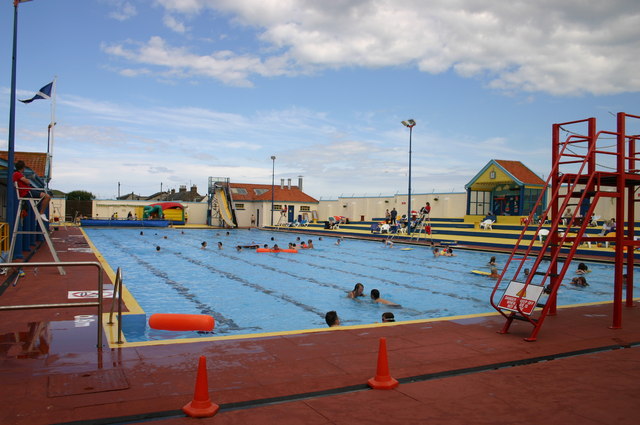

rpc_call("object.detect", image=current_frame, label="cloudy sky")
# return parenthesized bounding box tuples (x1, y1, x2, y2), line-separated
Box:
(1, 0, 638, 199)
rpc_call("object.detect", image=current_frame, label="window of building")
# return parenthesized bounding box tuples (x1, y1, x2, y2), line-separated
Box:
(274, 205, 282, 210)
(230, 188, 248, 195)
(235, 203, 245, 210)
(299, 206, 310, 212)
(469, 191, 491, 215)
(254, 188, 269, 196)
(523, 188, 543, 217)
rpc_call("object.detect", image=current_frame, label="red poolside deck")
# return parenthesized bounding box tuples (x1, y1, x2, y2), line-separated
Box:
(1, 227, 639, 425)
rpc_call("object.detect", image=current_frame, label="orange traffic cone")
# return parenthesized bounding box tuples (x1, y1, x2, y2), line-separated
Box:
(367, 337, 399, 390)
(182, 356, 220, 418)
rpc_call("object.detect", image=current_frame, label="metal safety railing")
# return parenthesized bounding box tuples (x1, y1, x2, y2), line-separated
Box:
(0, 261, 105, 348)
(107, 267, 124, 344)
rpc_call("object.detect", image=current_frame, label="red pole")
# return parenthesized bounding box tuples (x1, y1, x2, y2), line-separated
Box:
(612, 113, 625, 329)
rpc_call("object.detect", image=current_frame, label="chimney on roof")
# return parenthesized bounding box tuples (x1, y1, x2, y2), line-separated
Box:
(298, 176, 303, 192)
(171, 188, 175, 194)
(287, 178, 291, 189)
(280, 178, 284, 189)
(179, 185, 186, 193)
(190, 185, 197, 194)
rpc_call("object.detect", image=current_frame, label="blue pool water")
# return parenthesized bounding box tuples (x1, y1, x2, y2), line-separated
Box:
(84, 228, 616, 342)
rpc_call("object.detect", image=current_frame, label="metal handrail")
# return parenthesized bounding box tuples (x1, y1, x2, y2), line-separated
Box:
(107, 267, 124, 344)
(0, 261, 104, 348)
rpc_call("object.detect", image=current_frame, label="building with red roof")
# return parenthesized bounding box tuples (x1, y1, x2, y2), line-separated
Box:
(219, 177, 319, 227)
(465, 159, 547, 218)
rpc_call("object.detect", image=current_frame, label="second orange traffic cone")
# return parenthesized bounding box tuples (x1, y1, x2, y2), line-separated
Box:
(367, 337, 399, 390)
(182, 356, 220, 418)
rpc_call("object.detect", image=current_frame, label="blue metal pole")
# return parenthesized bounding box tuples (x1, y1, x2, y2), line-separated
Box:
(6, 2, 20, 258)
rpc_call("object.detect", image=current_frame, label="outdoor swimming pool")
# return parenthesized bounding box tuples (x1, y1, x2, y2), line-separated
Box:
(84, 228, 616, 342)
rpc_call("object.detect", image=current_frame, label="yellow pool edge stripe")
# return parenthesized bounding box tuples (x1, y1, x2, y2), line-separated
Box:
(100, 297, 640, 349)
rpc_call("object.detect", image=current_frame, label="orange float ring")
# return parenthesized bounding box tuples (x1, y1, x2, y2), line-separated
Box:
(149, 313, 215, 332)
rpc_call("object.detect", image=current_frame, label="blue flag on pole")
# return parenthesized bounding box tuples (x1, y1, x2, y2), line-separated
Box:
(19, 81, 53, 104)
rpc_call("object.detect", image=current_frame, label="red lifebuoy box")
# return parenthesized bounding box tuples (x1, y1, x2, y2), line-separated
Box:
(149, 313, 215, 332)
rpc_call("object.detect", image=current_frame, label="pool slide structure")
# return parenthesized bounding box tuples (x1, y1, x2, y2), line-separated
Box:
(213, 185, 237, 228)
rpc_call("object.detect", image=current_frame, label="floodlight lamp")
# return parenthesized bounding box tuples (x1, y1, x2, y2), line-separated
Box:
(271, 155, 276, 160)
(401, 119, 416, 128)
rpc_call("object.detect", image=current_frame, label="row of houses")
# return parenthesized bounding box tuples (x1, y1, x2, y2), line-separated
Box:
(0, 152, 625, 227)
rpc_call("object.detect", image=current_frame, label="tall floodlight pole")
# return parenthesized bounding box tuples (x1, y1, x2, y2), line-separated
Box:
(401, 119, 416, 228)
(270, 156, 276, 226)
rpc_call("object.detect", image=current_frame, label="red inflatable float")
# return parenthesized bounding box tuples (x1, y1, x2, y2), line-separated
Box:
(256, 248, 298, 253)
(149, 313, 215, 332)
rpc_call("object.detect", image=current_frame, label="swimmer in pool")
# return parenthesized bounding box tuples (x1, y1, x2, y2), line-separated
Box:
(488, 256, 496, 266)
(325, 310, 340, 327)
(489, 266, 500, 278)
(201, 241, 207, 249)
(382, 312, 396, 323)
(307, 239, 314, 248)
(383, 239, 394, 248)
(236, 245, 242, 252)
(217, 241, 223, 250)
(370, 289, 401, 307)
(347, 283, 365, 299)
(570, 276, 589, 287)
(576, 263, 590, 275)
(272, 244, 281, 251)
(155, 246, 161, 252)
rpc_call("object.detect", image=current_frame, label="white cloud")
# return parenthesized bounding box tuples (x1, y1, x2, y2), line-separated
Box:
(102, 36, 296, 87)
(108, 1, 137, 21)
(122, 0, 640, 95)
(163, 14, 188, 33)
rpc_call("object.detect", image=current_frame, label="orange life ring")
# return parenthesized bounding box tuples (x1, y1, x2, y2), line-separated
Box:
(149, 313, 215, 332)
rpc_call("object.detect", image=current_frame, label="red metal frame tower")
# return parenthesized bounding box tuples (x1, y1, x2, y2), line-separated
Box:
(489, 112, 640, 341)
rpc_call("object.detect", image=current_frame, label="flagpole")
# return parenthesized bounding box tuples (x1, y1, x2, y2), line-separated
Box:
(6, 1, 22, 249)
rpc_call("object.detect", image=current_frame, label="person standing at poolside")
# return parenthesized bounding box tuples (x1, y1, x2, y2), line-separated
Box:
(390, 208, 398, 225)
(250, 214, 256, 227)
(385, 209, 391, 223)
